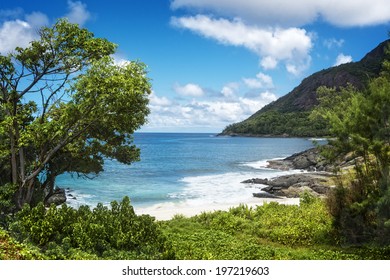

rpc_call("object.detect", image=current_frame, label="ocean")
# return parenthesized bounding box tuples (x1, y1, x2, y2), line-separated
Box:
(57, 133, 320, 212)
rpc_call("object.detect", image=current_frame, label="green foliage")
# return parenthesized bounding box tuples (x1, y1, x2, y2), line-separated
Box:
(0, 183, 17, 214)
(0, 228, 45, 260)
(223, 110, 329, 137)
(9, 197, 173, 259)
(252, 196, 333, 246)
(162, 198, 389, 259)
(313, 54, 390, 244)
(161, 197, 364, 260)
(0, 18, 151, 208)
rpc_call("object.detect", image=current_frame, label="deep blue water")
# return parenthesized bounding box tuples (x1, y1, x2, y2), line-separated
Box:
(57, 133, 320, 209)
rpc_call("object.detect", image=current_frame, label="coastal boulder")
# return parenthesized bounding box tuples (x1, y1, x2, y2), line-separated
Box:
(241, 178, 269, 184)
(45, 188, 67, 206)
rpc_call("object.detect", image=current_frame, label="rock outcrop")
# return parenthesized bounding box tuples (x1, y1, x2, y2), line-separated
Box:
(247, 172, 334, 198)
(266, 147, 332, 172)
(45, 188, 67, 206)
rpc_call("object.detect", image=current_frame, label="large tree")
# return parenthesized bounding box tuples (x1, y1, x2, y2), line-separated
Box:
(0, 19, 151, 210)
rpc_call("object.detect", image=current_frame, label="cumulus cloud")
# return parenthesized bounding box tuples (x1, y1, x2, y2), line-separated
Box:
(334, 53, 353, 66)
(171, 15, 312, 75)
(65, 0, 91, 26)
(145, 85, 277, 131)
(173, 83, 205, 97)
(171, 0, 390, 27)
(221, 82, 239, 98)
(243, 72, 274, 89)
(0, 12, 48, 54)
(149, 91, 172, 106)
(0, 1, 91, 54)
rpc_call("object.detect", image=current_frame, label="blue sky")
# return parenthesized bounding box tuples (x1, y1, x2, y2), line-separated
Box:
(1, 0, 390, 132)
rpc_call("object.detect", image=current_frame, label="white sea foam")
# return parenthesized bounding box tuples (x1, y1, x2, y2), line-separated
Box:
(240, 157, 285, 170)
(168, 165, 302, 206)
(137, 169, 300, 219)
(241, 157, 284, 170)
(136, 171, 300, 220)
(308, 138, 329, 141)
(65, 189, 97, 208)
(178, 172, 259, 205)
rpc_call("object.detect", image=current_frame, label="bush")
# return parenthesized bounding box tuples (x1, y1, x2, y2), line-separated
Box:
(161, 196, 340, 259)
(0, 228, 45, 260)
(9, 196, 174, 259)
(252, 195, 333, 246)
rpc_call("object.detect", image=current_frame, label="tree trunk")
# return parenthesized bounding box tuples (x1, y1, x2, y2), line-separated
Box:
(15, 178, 36, 210)
(9, 130, 18, 185)
(43, 171, 57, 204)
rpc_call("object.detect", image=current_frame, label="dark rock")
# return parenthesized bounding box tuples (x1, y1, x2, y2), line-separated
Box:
(241, 178, 269, 184)
(45, 188, 67, 206)
(253, 192, 282, 199)
(266, 160, 292, 171)
(244, 172, 333, 198)
(265, 146, 343, 172)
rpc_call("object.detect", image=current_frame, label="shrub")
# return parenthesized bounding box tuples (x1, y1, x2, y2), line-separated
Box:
(252, 195, 333, 246)
(9, 196, 174, 259)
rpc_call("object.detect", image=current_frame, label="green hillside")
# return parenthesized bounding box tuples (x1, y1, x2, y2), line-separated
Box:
(221, 40, 389, 137)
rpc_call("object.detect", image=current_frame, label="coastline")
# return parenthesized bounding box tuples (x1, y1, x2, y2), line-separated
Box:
(136, 145, 335, 221)
(135, 196, 300, 221)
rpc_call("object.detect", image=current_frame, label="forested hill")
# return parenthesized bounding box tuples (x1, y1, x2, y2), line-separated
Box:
(220, 39, 390, 137)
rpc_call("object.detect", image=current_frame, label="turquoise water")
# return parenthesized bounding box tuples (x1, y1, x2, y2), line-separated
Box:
(57, 133, 319, 209)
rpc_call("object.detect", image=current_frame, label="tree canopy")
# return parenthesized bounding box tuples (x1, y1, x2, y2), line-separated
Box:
(0, 19, 151, 210)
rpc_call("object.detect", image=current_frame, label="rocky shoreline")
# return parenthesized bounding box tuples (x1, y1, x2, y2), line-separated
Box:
(242, 146, 341, 199)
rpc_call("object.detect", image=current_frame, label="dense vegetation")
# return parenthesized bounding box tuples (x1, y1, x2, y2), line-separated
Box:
(4, 197, 173, 260)
(1, 20, 390, 260)
(221, 40, 389, 137)
(223, 110, 328, 137)
(312, 72, 390, 244)
(1, 193, 389, 260)
(162, 195, 389, 260)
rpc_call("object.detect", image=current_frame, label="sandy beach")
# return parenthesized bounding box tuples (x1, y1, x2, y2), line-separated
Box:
(136, 196, 300, 220)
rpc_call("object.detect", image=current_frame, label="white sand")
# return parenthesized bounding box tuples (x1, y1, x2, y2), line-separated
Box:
(135, 197, 300, 221)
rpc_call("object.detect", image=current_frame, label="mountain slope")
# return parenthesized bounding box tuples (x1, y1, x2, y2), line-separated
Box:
(221, 40, 389, 137)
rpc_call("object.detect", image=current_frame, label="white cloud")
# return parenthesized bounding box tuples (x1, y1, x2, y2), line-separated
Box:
(334, 53, 353, 66)
(66, 0, 91, 26)
(171, 15, 312, 75)
(324, 38, 345, 49)
(149, 91, 172, 107)
(0, 10, 49, 54)
(145, 87, 277, 131)
(243, 72, 274, 89)
(221, 82, 239, 98)
(260, 56, 278, 70)
(112, 53, 132, 67)
(25, 12, 49, 28)
(173, 83, 205, 97)
(0, 19, 38, 53)
(0, 1, 90, 54)
(171, 0, 390, 27)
